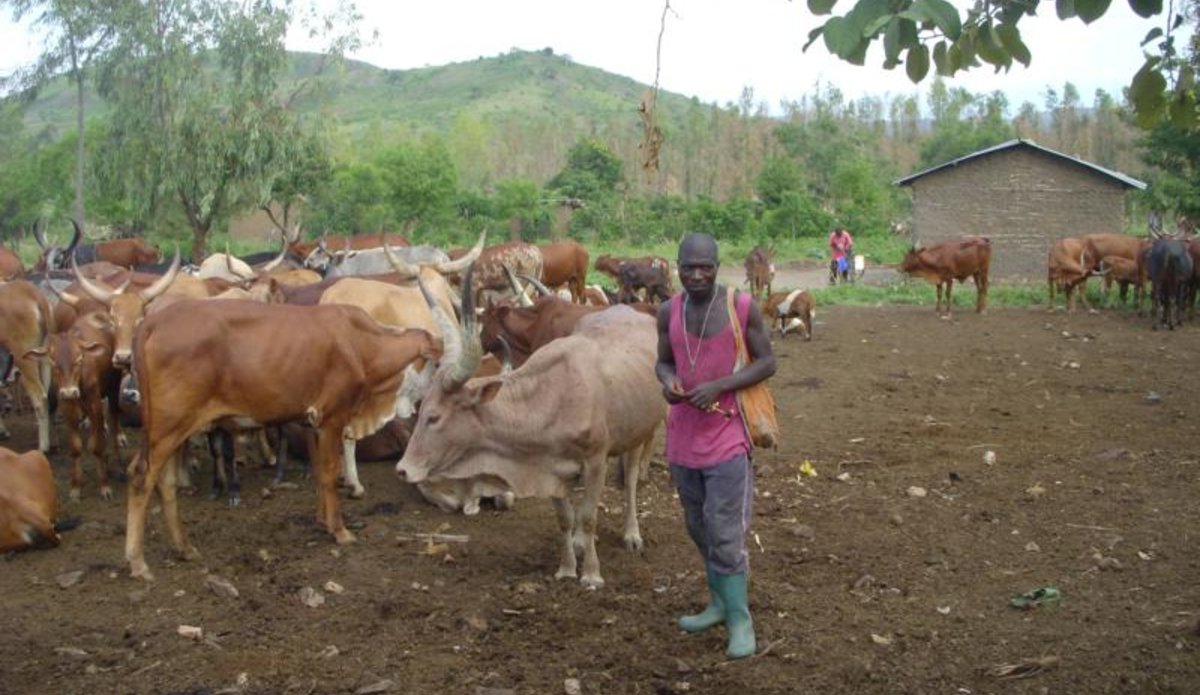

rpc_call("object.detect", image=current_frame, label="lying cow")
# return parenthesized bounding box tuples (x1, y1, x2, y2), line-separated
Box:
(0, 447, 66, 551)
(398, 273, 665, 589)
(899, 237, 991, 315)
(762, 289, 815, 340)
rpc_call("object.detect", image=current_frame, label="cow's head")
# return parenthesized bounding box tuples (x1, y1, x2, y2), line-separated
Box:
(134, 239, 162, 265)
(72, 246, 180, 369)
(33, 219, 82, 273)
(397, 267, 504, 485)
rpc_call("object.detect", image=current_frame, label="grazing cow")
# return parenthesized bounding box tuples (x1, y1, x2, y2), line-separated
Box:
(124, 299, 442, 580)
(0, 243, 24, 280)
(762, 289, 815, 340)
(0, 280, 55, 451)
(616, 262, 672, 304)
(1046, 237, 1093, 312)
(595, 255, 672, 299)
(1081, 233, 1146, 272)
(1147, 238, 1194, 330)
(538, 241, 589, 303)
(0, 447, 63, 551)
(25, 312, 122, 500)
(899, 237, 991, 315)
(743, 246, 775, 300)
(397, 275, 666, 589)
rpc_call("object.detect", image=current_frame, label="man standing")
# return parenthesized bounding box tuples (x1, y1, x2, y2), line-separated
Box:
(655, 232, 776, 659)
(828, 226, 854, 284)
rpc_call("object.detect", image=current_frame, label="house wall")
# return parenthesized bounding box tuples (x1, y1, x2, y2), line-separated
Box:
(907, 147, 1133, 279)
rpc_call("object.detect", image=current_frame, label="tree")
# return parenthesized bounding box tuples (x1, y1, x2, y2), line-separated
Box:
(3, 0, 118, 231)
(546, 137, 625, 201)
(94, 0, 360, 262)
(803, 0, 1183, 127)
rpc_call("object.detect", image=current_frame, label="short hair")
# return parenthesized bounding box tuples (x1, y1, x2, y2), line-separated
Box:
(678, 233, 719, 263)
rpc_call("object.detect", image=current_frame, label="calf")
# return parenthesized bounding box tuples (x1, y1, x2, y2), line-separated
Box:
(1097, 255, 1143, 305)
(538, 241, 589, 303)
(743, 246, 775, 300)
(26, 312, 122, 500)
(762, 289, 815, 340)
(899, 237, 991, 315)
(0, 280, 55, 451)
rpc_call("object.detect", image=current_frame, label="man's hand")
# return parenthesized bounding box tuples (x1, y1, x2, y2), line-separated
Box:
(685, 381, 724, 411)
(663, 377, 686, 404)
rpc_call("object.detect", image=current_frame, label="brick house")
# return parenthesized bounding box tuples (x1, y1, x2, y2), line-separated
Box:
(894, 139, 1146, 280)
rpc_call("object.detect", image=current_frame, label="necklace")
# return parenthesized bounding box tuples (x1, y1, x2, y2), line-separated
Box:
(681, 288, 719, 372)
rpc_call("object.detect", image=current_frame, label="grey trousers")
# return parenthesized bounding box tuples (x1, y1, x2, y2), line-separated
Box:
(669, 454, 753, 575)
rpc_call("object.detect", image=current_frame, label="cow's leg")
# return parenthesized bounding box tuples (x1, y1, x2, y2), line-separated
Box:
(255, 428, 276, 469)
(341, 436, 365, 499)
(551, 496, 578, 581)
(315, 428, 354, 545)
(125, 440, 173, 580)
(23, 367, 50, 453)
(86, 399, 111, 501)
(158, 449, 198, 561)
(576, 454, 608, 588)
(621, 452, 643, 552)
(64, 401, 85, 502)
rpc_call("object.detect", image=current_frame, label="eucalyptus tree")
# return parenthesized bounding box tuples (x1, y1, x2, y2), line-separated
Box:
(94, 0, 358, 262)
(2, 0, 117, 229)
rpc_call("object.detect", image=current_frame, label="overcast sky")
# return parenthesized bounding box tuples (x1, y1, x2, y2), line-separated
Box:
(0, 1, 1173, 114)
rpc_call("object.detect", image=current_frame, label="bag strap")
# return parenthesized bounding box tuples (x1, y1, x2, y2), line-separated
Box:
(726, 288, 750, 370)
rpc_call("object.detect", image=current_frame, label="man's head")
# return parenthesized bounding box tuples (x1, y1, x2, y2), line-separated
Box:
(678, 233, 719, 298)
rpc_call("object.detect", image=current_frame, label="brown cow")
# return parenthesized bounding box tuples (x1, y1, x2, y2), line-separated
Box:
(0, 280, 55, 451)
(34, 220, 159, 271)
(899, 237, 991, 315)
(68, 249, 182, 368)
(0, 447, 62, 551)
(0, 243, 24, 280)
(743, 246, 775, 300)
(290, 231, 411, 263)
(1097, 255, 1144, 305)
(1047, 237, 1093, 312)
(538, 241, 589, 303)
(26, 312, 122, 501)
(124, 299, 442, 580)
(762, 289, 815, 341)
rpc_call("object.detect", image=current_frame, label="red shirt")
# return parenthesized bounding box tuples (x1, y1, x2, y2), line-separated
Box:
(829, 231, 854, 260)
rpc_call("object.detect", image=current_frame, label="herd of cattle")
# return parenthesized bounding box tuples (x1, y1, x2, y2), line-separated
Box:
(0, 223, 1189, 584)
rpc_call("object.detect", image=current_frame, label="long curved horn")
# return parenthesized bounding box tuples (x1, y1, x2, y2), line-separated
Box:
(503, 265, 533, 307)
(33, 218, 47, 249)
(445, 266, 480, 390)
(259, 230, 289, 273)
(138, 246, 181, 302)
(518, 273, 553, 297)
(71, 253, 117, 305)
(434, 230, 487, 275)
(495, 335, 514, 374)
(65, 219, 83, 256)
(223, 243, 255, 281)
(383, 242, 419, 279)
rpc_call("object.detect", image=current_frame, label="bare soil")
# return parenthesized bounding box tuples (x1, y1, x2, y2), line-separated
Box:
(3, 305, 1200, 694)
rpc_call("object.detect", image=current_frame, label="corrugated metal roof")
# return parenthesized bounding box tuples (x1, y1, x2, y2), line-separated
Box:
(893, 138, 1146, 190)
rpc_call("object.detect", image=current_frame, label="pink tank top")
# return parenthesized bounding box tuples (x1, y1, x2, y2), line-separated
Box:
(665, 288, 751, 468)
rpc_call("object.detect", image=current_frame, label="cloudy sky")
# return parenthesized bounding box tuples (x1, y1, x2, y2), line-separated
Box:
(1, 1, 1172, 112)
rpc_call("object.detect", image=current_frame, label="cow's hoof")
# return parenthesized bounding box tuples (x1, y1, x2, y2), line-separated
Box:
(130, 562, 154, 582)
(623, 533, 644, 552)
(69, 488, 82, 503)
(334, 528, 356, 544)
(580, 574, 605, 590)
(228, 496, 241, 508)
(99, 486, 113, 502)
(554, 567, 578, 581)
(347, 487, 365, 500)
(179, 545, 201, 561)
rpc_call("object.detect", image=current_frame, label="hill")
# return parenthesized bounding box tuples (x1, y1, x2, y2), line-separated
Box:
(19, 48, 706, 146)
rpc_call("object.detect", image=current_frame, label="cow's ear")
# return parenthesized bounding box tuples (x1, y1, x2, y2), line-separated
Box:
(474, 380, 503, 406)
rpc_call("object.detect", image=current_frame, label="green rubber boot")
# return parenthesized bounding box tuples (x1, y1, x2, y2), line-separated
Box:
(678, 565, 725, 633)
(713, 572, 756, 659)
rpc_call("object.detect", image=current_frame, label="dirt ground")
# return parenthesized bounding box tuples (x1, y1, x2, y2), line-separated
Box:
(3, 302, 1200, 695)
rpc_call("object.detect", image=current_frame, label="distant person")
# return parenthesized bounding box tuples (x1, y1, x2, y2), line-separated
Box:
(655, 232, 776, 660)
(829, 226, 854, 285)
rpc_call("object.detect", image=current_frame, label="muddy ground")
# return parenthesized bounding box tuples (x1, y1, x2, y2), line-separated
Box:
(2, 302, 1200, 695)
